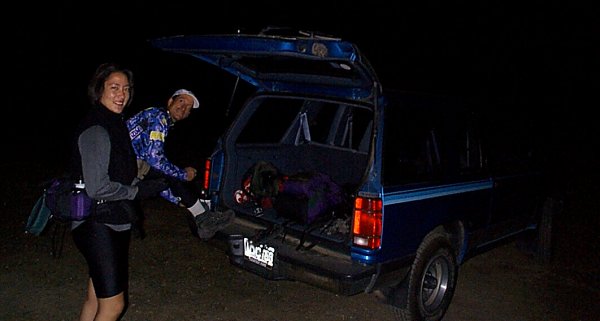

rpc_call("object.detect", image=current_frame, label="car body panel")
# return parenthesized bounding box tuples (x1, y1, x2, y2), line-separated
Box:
(151, 30, 544, 315)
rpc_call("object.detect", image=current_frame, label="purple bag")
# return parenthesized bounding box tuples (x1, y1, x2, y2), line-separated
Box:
(276, 172, 344, 224)
(45, 178, 93, 221)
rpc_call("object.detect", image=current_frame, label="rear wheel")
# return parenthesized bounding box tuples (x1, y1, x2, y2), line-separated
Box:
(517, 196, 560, 263)
(535, 196, 561, 263)
(394, 231, 458, 321)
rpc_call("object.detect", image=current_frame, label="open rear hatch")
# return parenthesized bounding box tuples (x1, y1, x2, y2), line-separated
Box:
(150, 29, 381, 257)
(149, 29, 380, 100)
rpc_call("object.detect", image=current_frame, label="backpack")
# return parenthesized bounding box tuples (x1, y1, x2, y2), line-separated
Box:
(44, 177, 93, 222)
(246, 161, 281, 198)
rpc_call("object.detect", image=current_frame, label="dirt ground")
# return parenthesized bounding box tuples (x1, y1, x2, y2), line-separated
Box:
(1, 161, 599, 321)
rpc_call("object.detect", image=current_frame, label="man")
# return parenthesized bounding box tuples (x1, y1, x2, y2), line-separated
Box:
(127, 89, 234, 239)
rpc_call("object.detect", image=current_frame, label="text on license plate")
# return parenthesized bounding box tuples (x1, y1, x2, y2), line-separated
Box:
(243, 238, 275, 269)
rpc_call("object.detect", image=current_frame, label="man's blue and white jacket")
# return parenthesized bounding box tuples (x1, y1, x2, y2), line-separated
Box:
(127, 107, 185, 204)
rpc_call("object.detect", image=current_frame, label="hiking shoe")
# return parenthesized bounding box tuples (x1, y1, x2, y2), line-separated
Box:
(195, 210, 236, 240)
(185, 200, 211, 238)
(186, 212, 200, 238)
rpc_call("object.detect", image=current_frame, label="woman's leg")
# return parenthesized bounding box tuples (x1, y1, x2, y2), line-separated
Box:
(79, 278, 98, 321)
(79, 278, 125, 321)
(96, 292, 125, 321)
(73, 220, 130, 321)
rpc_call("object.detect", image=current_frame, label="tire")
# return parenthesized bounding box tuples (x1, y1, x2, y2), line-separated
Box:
(393, 232, 458, 321)
(535, 196, 560, 263)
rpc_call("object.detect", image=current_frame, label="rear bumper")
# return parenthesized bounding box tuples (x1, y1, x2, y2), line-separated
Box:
(211, 216, 410, 296)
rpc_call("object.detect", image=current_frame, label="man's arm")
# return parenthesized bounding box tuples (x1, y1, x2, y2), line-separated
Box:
(141, 112, 189, 181)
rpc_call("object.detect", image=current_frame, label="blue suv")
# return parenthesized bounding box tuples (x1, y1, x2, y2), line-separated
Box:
(150, 29, 548, 321)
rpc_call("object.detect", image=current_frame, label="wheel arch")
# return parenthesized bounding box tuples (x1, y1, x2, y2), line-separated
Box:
(442, 220, 467, 264)
(378, 224, 462, 309)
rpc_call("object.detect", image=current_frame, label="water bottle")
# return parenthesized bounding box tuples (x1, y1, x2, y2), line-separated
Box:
(71, 179, 92, 220)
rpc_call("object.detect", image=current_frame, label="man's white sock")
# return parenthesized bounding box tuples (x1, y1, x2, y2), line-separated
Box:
(188, 199, 210, 217)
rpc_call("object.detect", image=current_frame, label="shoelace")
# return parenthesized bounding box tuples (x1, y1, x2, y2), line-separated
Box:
(209, 211, 232, 223)
(199, 211, 232, 226)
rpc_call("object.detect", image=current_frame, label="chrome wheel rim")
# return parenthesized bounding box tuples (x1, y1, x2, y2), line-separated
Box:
(420, 254, 450, 313)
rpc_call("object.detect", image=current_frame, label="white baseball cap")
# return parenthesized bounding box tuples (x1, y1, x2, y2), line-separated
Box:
(172, 89, 200, 109)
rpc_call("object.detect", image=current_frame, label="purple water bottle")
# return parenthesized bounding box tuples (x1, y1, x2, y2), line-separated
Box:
(71, 180, 92, 220)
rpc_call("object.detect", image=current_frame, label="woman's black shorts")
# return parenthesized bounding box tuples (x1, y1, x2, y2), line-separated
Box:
(72, 219, 131, 298)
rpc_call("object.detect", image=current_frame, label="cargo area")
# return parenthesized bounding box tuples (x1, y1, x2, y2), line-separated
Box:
(220, 143, 369, 245)
(213, 95, 374, 248)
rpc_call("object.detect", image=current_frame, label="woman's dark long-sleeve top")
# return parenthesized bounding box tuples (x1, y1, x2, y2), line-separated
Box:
(72, 104, 139, 225)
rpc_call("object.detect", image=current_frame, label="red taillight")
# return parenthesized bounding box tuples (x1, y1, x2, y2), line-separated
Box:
(202, 158, 211, 190)
(352, 196, 382, 249)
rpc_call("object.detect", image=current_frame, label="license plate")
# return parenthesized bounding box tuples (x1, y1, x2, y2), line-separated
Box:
(243, 238, 275, 269)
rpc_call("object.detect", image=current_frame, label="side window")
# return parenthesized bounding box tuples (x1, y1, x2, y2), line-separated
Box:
(348, 107, 373, 151)
(299, 101, 373, 152)
(382, 97, 486, 185)
(236, 98, 303, 144)
(436, 112, 487, 179)
(459, 128, 486, 174)
(327, 105, 372, 151)
(305, 102, 338, 144)
(383, 106, 440, 185)
(484, 113, 536, 175)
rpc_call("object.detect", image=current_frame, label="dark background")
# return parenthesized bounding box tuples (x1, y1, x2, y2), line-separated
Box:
(7, 1, 598, 190)
(3, 4, 598, 318)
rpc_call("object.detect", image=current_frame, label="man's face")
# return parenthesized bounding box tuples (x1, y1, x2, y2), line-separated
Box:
(167, 94, 194, 121)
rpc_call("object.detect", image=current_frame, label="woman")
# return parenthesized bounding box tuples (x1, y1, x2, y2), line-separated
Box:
(71, 63, 166, 321)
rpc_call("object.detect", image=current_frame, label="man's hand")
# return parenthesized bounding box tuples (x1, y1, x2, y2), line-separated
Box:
(184, 167, 197, 181)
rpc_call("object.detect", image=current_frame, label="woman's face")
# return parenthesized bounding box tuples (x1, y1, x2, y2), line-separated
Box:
(100, 71, 131, 114)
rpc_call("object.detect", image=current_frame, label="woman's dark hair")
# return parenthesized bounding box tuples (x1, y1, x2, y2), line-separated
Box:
(87, 62, 135, 107)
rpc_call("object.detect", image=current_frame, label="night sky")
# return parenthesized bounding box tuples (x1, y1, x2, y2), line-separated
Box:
(8, 1, 597, 185)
